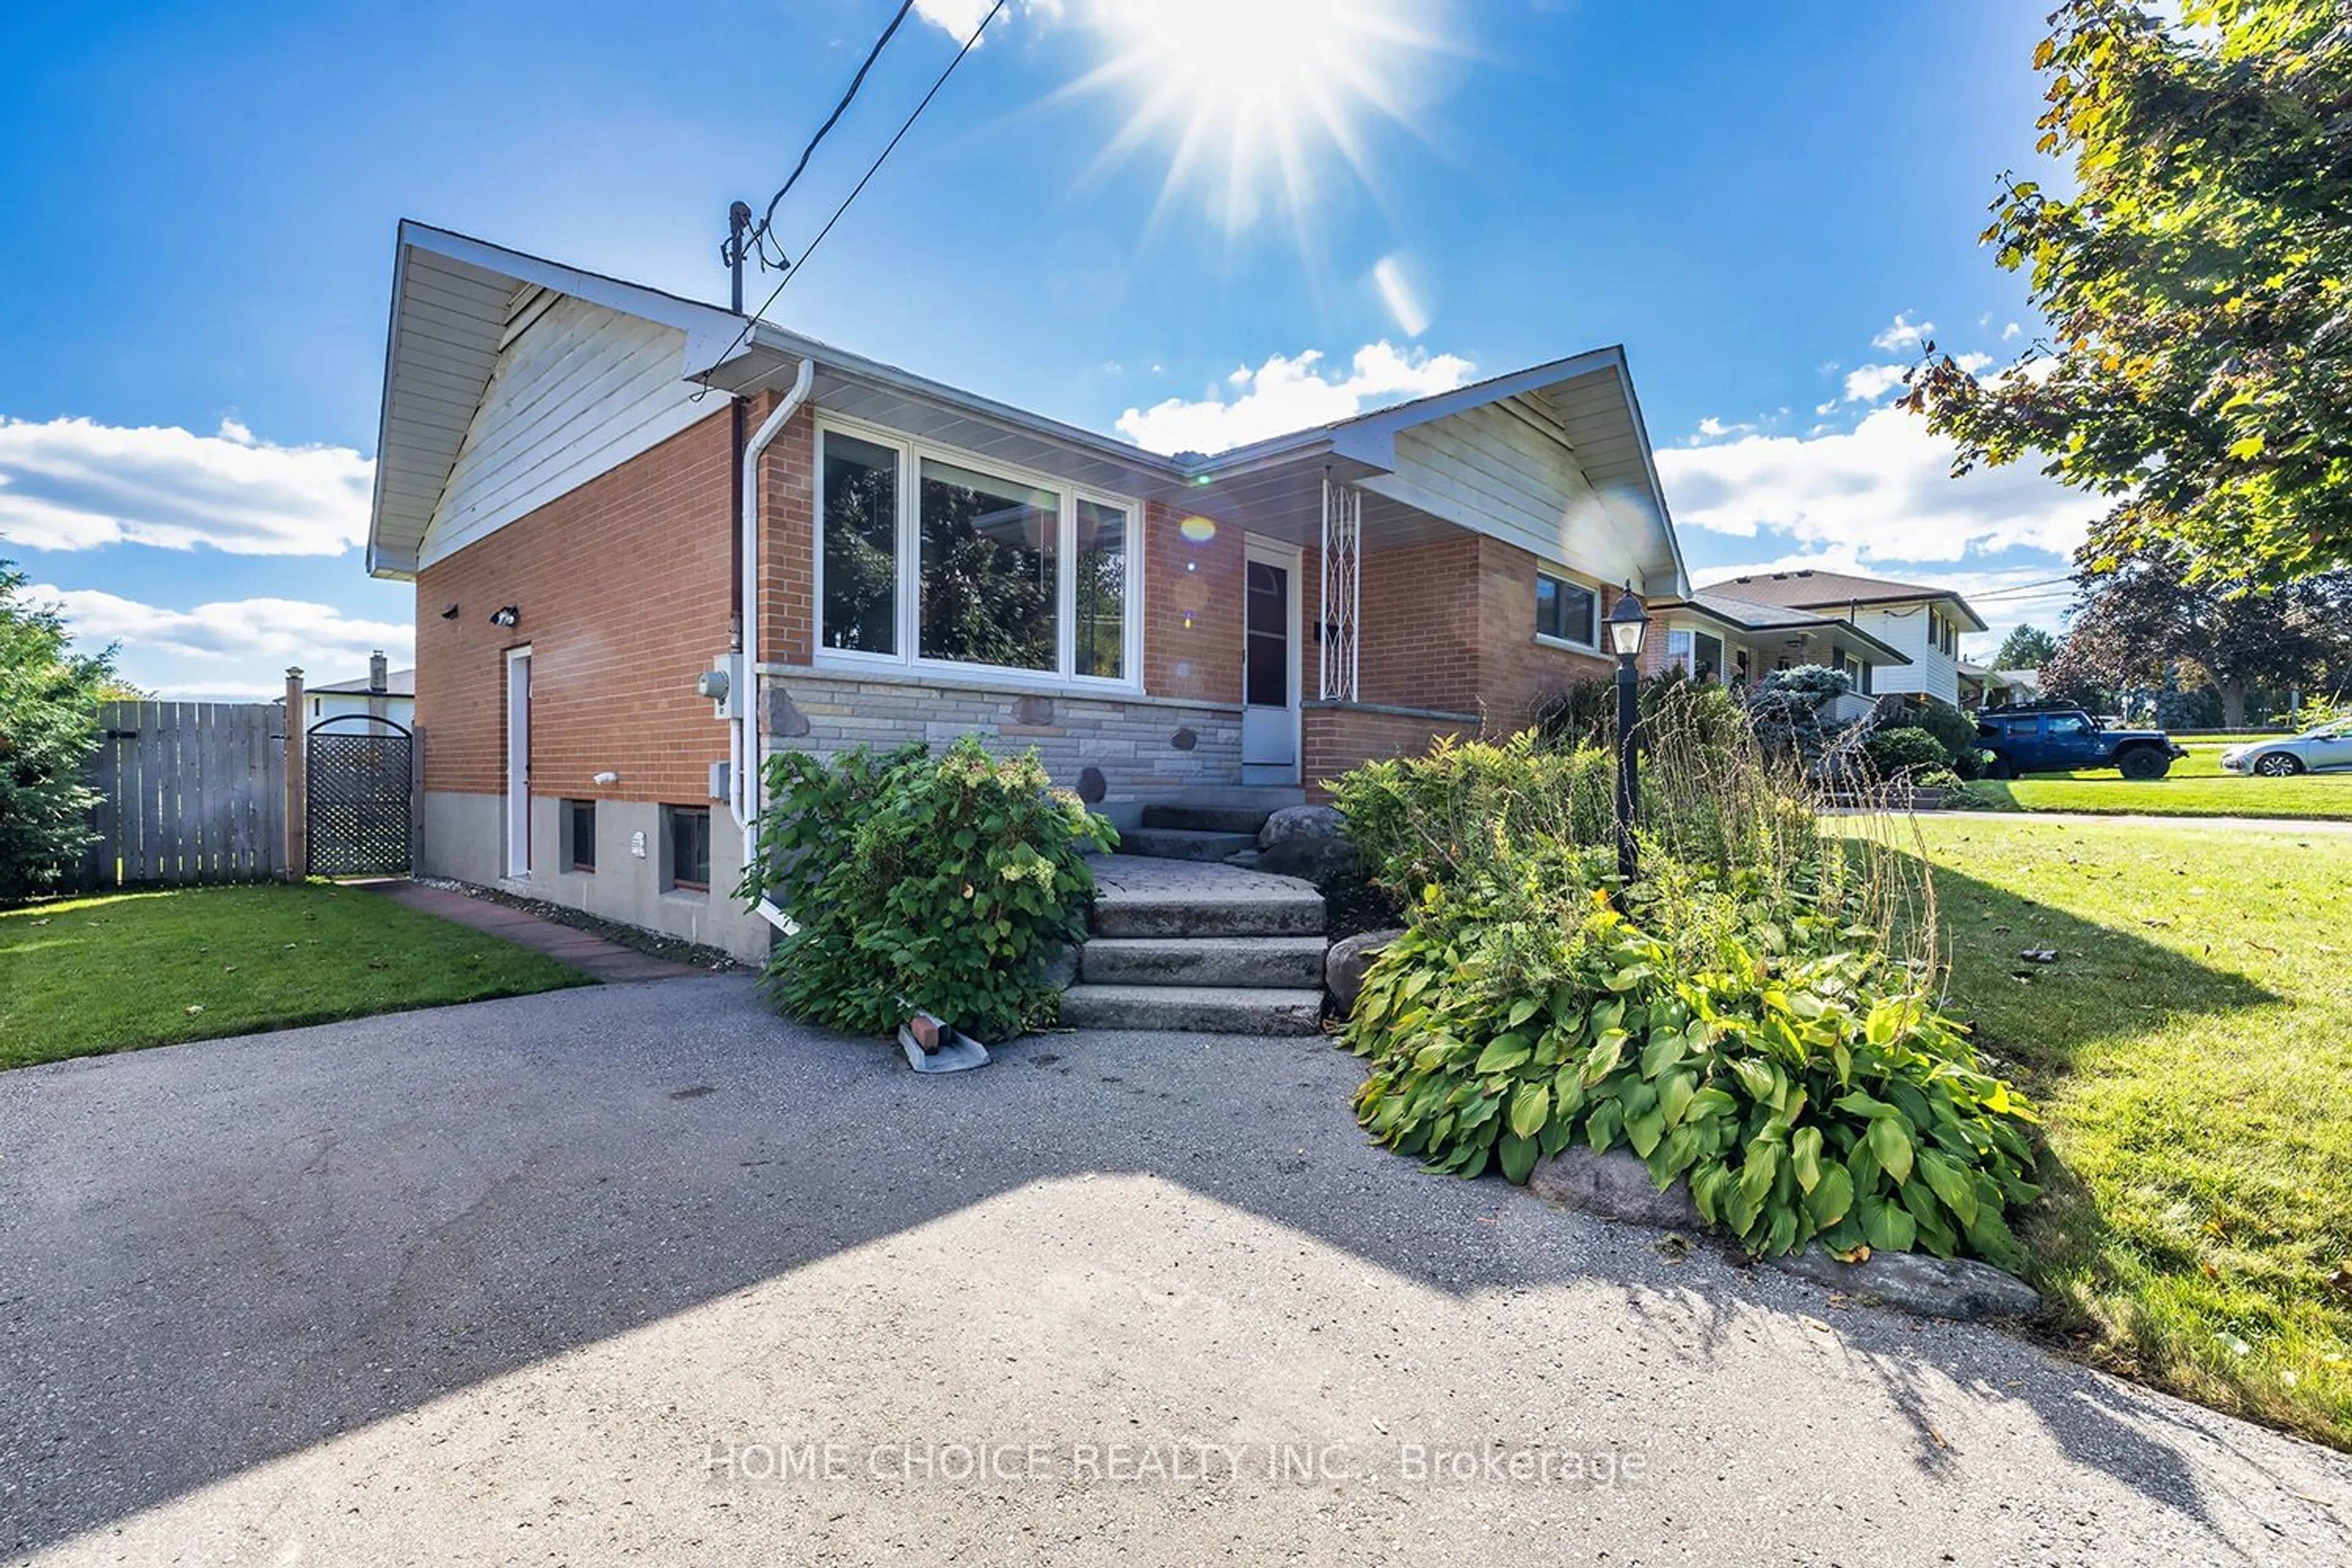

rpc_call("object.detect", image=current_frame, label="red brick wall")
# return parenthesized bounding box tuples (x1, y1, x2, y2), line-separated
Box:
(1142, 499, 1244, 703)
(1302, 706, 1474, 799)
(415, 410, 736, 803)
(1356, 536, 1482, 712)
(752, 394, 818, 667)
(1350, 533, 1618, 730)
(1475, 536, 1619, 730)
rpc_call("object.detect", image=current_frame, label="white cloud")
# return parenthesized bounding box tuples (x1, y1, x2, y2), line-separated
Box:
(2001, 321, 2022, 341)
(0, 416, 370, 556)
(1871, 313, 1934, 353)
(1841, 363, 1909, 403)
(1115, 341, 1476, 454)
(36, 584, 412, 697)
(1656, 401, 2100, 564)
(1691, 416, 1755, 443)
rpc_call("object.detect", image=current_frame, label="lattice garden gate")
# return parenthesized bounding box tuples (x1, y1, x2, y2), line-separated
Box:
(306, 714, 415, 876)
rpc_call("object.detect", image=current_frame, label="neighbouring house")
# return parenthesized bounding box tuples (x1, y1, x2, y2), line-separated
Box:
(299, 651, 416, 731)
(1958, 661, 2015, 710)
(364, 223, 1691, 960)
(1991, 666, 2044, 706)
(1640, 588, 1913, 723)
(1685, 568, 1988, 707)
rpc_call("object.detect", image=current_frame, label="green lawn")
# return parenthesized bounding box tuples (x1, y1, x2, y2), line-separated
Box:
(1960, 738, 2352, 820)
(1, 882, 593, 1070)
(1914, 815, 2352, 1448)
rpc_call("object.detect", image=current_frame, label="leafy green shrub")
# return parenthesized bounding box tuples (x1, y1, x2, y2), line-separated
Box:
(1745, 664, 1852, 764)
(1860, 726, 1951, 781)
(741, 736, 1115, 1041)
(1, 564, 112, 902)
(1335, 733, 1615, 895)
(1530, 667, 1748, 753)
(1344, 854, 2041, 1267)
(1875, 697, 1985, 779)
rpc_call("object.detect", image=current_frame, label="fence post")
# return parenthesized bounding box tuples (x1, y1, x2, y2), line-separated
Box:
(283, 667, 306, 881)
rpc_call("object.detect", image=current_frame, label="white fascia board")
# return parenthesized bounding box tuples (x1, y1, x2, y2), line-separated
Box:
(1608, 349, 1691, 598)
(364, 234, 420, 581)
(746, 322, 1191, 494)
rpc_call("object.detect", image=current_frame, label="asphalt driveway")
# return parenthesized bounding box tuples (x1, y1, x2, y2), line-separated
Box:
(2, 978, 2345, 1565)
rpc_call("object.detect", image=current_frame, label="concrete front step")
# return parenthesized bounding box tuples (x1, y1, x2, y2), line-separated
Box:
(1158, 784, 1306, 810)
(1088, 854, 1326, 938)
(1117, 827, 1259, 862)
(1080, 935, 1327, 989)
(1139, 802, 1272, 835)
(1058, 983, 1325, 1035)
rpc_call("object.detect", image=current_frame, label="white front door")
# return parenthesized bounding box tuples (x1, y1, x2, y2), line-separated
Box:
(504, 646, 532, 878)
(1241, 539, 1300, 784)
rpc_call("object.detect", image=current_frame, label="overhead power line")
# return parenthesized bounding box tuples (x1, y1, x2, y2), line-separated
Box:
(734, 0, 921, 273)
(710, 0, 1008, 377)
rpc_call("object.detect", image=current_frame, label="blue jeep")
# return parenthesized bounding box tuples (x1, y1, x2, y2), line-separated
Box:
(1976, 707, 2188, 780)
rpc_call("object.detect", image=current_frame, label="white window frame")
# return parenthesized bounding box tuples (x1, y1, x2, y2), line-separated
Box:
(810, 414, 1144, 693)
(1532, 565, 1603, 654)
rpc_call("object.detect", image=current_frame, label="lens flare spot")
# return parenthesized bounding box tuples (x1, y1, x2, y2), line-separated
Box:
(1180, 515, 1218, 544)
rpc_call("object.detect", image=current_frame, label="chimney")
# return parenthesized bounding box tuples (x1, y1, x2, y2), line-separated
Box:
(369, 650, 388, 694)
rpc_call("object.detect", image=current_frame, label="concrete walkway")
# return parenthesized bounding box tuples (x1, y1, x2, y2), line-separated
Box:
(2, 981, 2345, 1563)
(357, 878, 721, 981)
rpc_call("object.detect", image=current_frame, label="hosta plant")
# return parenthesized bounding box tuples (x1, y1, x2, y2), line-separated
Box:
(1344, 857, 2041, 1268)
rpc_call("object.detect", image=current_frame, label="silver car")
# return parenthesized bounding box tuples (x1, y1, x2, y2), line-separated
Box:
(2221, 721, 2352, 777)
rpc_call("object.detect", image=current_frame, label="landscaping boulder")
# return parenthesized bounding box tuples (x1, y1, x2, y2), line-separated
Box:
(1325, 927, 1403, 1014)
(1039, 943, 1080, 991)
(1770, 1245, 2041, 1321)
(1526, 1147, 1701, 1229)
(1254, 834, 1360, 887)
(1258, 804, 1343, 849)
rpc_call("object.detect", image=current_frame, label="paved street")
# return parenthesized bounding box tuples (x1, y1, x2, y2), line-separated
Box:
(3, 978, 2345, 1565)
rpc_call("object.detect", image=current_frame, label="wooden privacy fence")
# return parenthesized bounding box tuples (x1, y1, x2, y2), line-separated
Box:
(73, 701, 287, 890)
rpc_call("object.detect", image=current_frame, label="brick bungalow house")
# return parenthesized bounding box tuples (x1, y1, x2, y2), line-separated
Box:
(365, 223, 1691, 960)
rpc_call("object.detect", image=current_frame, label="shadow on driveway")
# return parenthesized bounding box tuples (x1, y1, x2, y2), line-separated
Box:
(2, 978, 2344, 1561)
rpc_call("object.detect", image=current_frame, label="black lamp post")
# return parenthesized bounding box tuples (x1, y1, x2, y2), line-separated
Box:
(1606, 586, 1651, 886)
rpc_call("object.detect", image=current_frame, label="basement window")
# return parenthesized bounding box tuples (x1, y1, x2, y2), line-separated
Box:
(564, 799, 596, 873)
(664, 805, 710, 892)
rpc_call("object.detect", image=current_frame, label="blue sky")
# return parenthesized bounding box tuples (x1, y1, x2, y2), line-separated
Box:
(0, 0, 2088, 697)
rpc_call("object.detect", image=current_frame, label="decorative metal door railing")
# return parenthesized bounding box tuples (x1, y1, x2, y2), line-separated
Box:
(1319, 475, 1362, 702)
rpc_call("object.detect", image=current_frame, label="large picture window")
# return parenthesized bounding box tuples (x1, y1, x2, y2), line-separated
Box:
(1535, 571, 1599, 648)
(813, 422, 1136, 687)
(821, 432, 899, 654)
(919, 458, 1058, 671)
(1074, 499, 1127, 680)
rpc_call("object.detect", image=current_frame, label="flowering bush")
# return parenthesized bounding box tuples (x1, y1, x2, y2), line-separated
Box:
(741, 736, 1114, 1041)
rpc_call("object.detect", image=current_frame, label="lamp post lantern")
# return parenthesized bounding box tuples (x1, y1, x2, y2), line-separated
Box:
(1605, 587, 1651, 887)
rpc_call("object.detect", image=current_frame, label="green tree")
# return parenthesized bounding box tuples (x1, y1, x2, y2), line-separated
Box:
(1905, 0, 2352, 584)
(0, 561, 114, 899)
(2045, 548, 2351, 726)
(1992, 623, 2061, 670)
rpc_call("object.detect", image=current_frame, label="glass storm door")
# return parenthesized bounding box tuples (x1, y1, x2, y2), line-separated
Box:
(1241, 542, 1298, 780)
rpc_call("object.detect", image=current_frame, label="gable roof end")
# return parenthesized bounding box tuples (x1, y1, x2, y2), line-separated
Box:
(366, 222, 761, 580)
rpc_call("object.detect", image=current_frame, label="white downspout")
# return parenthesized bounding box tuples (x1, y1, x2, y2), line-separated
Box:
(734, 356, 816, 831)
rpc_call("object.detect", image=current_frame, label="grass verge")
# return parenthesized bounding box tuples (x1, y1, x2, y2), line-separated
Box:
(1959, 739, 2352, 820)
(1, 882, 593, 1070)
(1915, 815, 2352, 1448)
